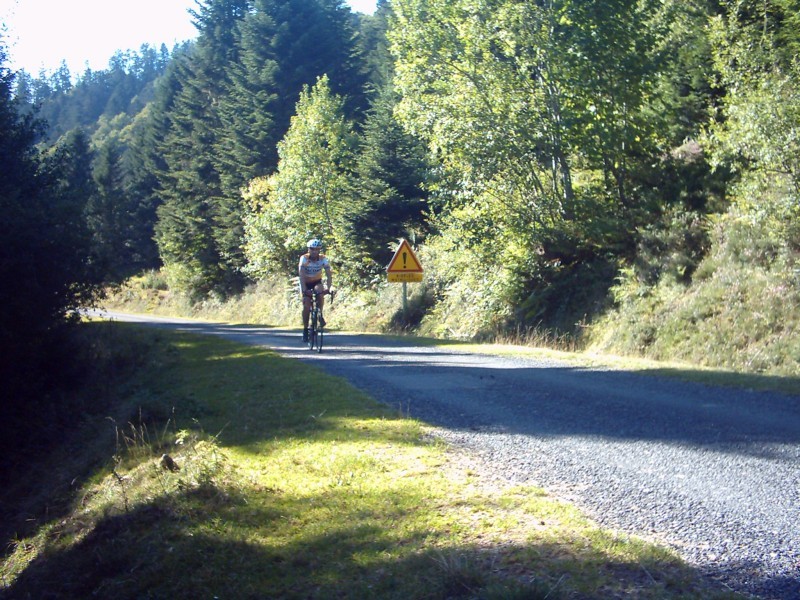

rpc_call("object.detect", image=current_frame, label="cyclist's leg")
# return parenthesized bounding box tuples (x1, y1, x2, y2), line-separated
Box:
(316, 320, 324, 352)
(301, 288, 311, 342)
(302, 297, 312, 325)
(301, 279, 321, 316)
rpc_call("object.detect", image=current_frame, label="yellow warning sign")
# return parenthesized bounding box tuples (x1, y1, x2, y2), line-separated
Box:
(387, 239, 423, 282)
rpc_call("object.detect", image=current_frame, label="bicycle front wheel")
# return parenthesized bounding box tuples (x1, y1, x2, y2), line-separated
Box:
(315, 325, 324, 353)
(308, 311, 317, 351)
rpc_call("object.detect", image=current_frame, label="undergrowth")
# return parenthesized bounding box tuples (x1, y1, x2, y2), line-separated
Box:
(589, 210, 800, 376)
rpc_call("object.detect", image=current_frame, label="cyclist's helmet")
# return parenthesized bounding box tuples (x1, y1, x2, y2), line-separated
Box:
(307, 238, 323, 249)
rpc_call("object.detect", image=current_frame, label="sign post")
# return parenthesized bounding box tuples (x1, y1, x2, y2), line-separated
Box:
(386, 239, 423, 317)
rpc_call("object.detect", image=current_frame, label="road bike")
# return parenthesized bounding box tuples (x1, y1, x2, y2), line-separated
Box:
(306, 289, 333, 353)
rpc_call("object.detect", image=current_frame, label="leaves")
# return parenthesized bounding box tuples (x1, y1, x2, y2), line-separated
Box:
(243, 76, 359, 276)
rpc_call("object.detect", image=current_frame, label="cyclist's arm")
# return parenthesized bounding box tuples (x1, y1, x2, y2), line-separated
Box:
(324, 262, 332, 290)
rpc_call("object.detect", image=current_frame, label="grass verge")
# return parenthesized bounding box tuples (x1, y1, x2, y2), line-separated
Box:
(0, 322, 741, 599)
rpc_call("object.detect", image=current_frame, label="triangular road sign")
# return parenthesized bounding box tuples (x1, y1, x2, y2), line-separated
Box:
(387, 239, 423, 273)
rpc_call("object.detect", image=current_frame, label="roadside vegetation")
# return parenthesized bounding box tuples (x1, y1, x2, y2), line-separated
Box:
(0, 322, 740, 599)
(104, 262, 800, 388)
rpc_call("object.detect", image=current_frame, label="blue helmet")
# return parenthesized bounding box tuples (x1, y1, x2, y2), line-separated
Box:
(307, 239, 323, 249)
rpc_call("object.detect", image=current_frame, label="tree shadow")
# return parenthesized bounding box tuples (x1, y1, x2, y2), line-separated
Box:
(0, 482, 751, 600)
(101, 317, 800, 457)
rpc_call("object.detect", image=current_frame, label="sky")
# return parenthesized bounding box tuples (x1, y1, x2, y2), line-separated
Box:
(0, 0, 377, 75)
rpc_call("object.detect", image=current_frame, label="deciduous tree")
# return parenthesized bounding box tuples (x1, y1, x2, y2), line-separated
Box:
(243, 75, 359, 277)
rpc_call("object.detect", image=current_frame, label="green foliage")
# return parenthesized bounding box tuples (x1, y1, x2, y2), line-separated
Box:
(212, 0, 369, 197)
(390, 0, 572, 230)
(706, 0, 800, 196)
(1, 121, 104, 435)
(115, 108, 164, 275)
(22, 44, 174, 143)
(580, 1, 800, 369)
(415, 236, 518, 339)
(152, 0, 370, 298)
(682, 0, 800, 371)
(155, 1, 249, 298)
(214, 6, 280, 196)
(243, 75, 360, 277)
(357, 0, 396, 92)
(633, 208, 711, 287)
(7, 0, 800, 376)
(387, 0, 715, 338)
(17, 44, 183, 287)
(389, 0, 669, 222)
(591, 208, 800, 375)
(1, 40, 105, 453)
(87, 136, 128, 280)
(641, 0, 721, 144)
(33, 126, 103, 307)
(708, 26, 800, 182)
(256, 0, 369, 137)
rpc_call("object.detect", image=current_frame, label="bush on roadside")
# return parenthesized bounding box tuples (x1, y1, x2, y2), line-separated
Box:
(588, 207, 800, 375)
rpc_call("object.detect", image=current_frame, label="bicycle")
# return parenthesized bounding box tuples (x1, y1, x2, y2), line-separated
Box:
(306, 288, 333, 353)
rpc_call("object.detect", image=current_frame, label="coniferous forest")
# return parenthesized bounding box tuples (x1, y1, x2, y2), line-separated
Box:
(2, 0, 800, 452)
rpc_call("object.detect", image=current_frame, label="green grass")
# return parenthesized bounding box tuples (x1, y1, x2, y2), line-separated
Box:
(0, 322, 740, 599)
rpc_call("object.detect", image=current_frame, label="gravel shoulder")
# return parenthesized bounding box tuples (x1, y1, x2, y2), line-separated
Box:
(95, 312, 800, 599)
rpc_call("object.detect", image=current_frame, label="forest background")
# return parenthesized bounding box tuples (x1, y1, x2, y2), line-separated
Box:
(2, 0, 799, 458)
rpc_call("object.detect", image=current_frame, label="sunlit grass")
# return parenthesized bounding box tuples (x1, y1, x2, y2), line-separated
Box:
(1, 324, 739, 598)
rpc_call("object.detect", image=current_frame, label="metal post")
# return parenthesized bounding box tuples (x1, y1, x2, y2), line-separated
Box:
(402, 281, 408, 318)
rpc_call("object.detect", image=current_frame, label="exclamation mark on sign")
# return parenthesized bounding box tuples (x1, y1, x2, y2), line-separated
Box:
(403, 252, 407, 269)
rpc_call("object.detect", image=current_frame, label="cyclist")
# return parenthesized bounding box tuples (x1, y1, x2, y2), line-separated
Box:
(299, 238, 333, 343)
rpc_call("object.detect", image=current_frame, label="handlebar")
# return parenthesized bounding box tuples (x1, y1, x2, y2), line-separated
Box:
(303, 288, 335, 298)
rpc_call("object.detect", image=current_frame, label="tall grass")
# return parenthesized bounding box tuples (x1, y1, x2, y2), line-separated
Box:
(104, 274, 415, 333)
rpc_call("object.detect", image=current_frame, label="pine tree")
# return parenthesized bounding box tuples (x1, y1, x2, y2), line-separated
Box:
(155, 0, 369, 297)
(87, 136, 129, 280)
(216, 0, 369, 190)
(356, 0, 394, 93)
(121, 108, 168, 275)
(215, 3, 281, 197)
(350, 81, 431, 277)
(155, 0, 249, 297)
(256, 0, 368, 151)
(1, 40, 105, 454)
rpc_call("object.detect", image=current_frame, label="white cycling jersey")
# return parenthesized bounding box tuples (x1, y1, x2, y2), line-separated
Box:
(298, 253, 330, 283)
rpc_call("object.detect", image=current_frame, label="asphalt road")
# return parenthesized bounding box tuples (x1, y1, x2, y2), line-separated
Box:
(94, 311, 800, 599)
